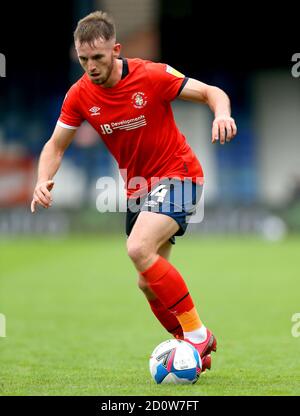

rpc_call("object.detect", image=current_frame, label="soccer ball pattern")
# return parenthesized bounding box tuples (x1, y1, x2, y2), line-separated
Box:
(149, 339, 202, 384)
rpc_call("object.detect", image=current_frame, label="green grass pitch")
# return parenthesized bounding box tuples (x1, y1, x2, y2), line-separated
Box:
(1, 235, 300, 395)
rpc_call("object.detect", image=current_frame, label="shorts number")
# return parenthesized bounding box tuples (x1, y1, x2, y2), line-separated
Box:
(150, 185, 168, 202)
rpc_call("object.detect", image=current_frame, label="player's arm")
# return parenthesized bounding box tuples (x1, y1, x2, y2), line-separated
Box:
(178, 78, 237, 144)
(31, 125, 76, 213)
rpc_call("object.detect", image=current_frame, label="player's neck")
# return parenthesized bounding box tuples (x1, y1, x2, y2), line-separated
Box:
(102, 58, 123, 88)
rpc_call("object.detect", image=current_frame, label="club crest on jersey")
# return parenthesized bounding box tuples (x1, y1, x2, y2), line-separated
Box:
(131, 92, 147, 109)
(89, 106, 101, 116)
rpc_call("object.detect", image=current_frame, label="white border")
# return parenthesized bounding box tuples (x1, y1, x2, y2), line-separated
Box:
(57, 120, 78, 130)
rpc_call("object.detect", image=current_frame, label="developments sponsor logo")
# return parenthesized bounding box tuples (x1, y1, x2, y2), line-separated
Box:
(111, 115, 147, 130)
(100, 115, 147, 135)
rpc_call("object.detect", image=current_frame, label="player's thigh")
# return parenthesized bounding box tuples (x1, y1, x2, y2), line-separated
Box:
(127, 211, 179, 255)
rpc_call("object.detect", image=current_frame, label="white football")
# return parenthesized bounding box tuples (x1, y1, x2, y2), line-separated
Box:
(149, 339, 201, 384)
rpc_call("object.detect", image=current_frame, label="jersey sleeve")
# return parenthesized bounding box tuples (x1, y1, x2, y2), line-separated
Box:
(145, 61, 189, 102)
(57, 83, 83, 129)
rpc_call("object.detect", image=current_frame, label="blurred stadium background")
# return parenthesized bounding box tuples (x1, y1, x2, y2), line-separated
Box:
(0, 0, 299, 239)
(0, 0, 300, 396)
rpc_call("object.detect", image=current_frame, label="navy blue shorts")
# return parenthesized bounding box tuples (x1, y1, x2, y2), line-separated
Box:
(126, 179, 203, 244)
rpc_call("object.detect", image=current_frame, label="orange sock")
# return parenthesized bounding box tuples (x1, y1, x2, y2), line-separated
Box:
(141, 256, 202, 333)
(176, 307, 202, 332)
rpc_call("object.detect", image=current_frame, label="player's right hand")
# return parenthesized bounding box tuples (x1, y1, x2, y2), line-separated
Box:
(31, 180, 54, 213)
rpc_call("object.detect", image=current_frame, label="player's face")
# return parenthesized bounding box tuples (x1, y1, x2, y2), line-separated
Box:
(75, 38, 120, 85)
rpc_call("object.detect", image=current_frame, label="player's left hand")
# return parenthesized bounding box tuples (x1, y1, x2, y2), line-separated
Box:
(212, 116, 237, 144)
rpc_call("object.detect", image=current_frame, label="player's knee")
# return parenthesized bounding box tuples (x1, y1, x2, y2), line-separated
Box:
(126, 238, 151, 265)
(127, 239, 149, 263)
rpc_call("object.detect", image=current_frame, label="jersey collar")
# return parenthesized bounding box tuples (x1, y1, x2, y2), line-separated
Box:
(119, 57, 129, 80)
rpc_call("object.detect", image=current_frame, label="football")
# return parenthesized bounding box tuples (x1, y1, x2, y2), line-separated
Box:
(149, 339, 202, 384)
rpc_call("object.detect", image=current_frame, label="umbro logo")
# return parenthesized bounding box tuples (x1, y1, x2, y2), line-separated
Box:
(89, 106, 101, 116)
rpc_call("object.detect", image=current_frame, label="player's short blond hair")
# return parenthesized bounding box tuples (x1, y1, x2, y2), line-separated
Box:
(74, 11, 116, 45)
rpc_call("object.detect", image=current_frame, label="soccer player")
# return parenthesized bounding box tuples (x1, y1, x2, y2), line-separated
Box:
(31, 11, 237, 373)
